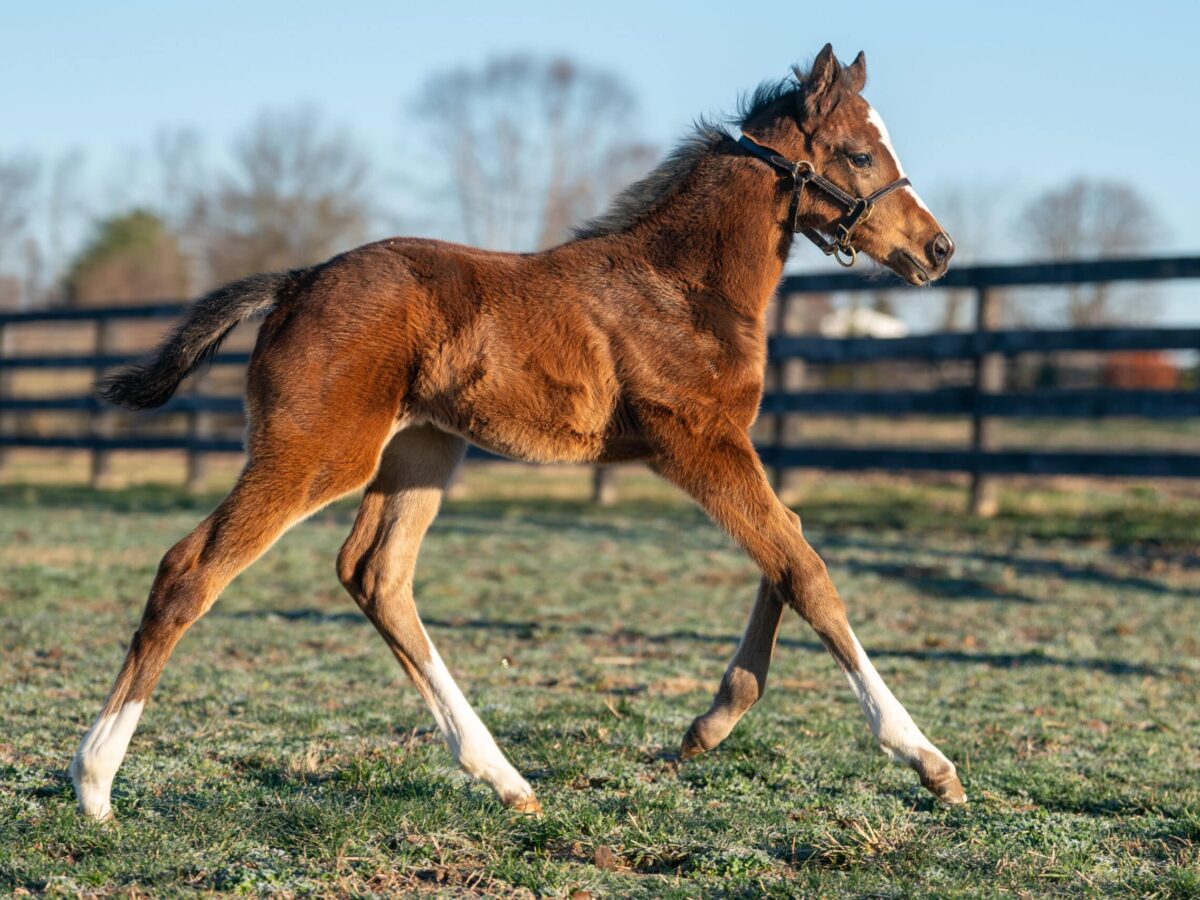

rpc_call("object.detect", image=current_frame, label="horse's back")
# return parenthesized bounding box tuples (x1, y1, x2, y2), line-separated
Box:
(241, 237, 625, 464)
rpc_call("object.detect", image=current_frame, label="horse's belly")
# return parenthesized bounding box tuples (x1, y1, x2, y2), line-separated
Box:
(417, 368, 614, 465)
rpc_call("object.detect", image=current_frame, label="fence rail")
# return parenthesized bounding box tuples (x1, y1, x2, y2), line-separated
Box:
(0, 352, 252, 369)
(771, 328, 1200, 363)
(766, 448, 1200, 478)
(0, 254, 1197, 509)
(763, 388, 1200, 418)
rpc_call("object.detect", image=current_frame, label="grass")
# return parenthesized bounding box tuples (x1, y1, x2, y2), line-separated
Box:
(1, 466, 1198, 896)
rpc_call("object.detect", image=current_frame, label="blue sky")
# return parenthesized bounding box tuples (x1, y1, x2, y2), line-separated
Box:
(3, 1, 1198, 317)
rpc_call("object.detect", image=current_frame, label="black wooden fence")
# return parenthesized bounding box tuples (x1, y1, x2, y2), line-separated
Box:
(1, 255, 1198, 511)
(763, 255, 1200, 513)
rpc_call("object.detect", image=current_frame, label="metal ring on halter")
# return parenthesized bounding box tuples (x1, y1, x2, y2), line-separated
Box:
(833, 243, 857, 267)
(736, 133, 912, 263)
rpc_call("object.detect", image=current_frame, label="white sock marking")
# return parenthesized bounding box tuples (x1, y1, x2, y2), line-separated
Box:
(418, 626, 534, 803)
(842, 635, 942, 765)
(70, 700, 145, 819)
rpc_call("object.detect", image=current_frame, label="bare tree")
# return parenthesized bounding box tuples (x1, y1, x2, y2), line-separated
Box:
(1, 151, 92, 309)
(414, 56, 656, 505)
(414, 55, 656, 252)
(45, 151, 88, 302)
(1016, 178, 1163, 325)
(0, 155, 39, 258)
(149, 128, 210, 294)
(152, 129, 206, 226)
(0, 154, 40, 308)
(202, 107, 372, 283)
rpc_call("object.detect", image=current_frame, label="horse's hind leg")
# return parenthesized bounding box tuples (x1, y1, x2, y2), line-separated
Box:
(337, 425, 540, 813)
(681, 576, 785, 758)
(681, 509, 799, 757)
(70, 432, 392, 819)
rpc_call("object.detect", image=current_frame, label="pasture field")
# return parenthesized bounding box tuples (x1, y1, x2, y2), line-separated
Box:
(1, 467, 1198, 896)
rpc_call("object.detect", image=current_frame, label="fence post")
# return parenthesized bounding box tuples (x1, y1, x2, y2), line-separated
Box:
(185, 371, 210, 494)
(590, 466, 617, 506)
(769, 290, 795, 492)
(968, 287, 1003, 516)
(89, 318, 115, 488)
(0, 322, 11, 477)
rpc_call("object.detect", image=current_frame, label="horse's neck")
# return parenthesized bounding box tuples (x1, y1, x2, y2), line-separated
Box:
(636, 149, 791, 323)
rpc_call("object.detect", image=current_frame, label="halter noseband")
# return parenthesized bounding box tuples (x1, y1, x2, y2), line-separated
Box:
(737, 133, 911, 267)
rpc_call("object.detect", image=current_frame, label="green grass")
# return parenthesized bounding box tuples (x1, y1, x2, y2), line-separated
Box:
(1, 470, 1198, 896)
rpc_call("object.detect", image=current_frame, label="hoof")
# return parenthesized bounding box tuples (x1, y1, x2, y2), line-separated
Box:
(73, 789, 115, 820)
(69, 757, 114, 821)
(924, 772, 968, 804)
(680, 723, 708, 760)
(914, 749, 968, 804)
(681, 710, 735, 761)
(505, 794, 543, 815)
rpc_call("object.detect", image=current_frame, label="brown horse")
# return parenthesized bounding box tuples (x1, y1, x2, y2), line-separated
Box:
(71, 44, 964, 820)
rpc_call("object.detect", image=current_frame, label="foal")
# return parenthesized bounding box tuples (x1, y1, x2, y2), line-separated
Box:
(72, 44, 965, 819)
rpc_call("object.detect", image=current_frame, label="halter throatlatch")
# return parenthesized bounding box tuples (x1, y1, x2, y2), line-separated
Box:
(737, 133, 911, 267)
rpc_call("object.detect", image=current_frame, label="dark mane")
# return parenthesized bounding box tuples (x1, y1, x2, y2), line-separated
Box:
(735, 68, 805, 126)
(572, 123, 727, 240)
(573, 71, 806, 240)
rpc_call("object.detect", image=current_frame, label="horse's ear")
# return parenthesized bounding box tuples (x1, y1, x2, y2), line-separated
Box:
(846, 51, 867, 93)
(803, 43, 842, 117)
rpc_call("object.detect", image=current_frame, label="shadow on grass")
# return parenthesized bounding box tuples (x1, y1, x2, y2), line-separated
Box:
(820, 532, 1200, 599)
(0, 483, 225, 514)
(836, 559, 1042, 604)
(6, 485, 1193, 604)
(219, 608, 1182, 678)
(5, 481, 1199, 547)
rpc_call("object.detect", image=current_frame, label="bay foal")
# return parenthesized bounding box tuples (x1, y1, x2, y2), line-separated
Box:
(72, 45, 965, 820)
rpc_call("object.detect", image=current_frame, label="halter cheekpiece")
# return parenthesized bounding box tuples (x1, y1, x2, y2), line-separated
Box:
(737, 133, 911, 267)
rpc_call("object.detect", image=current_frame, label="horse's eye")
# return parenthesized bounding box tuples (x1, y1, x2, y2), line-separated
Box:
(849, 152, 873, 169)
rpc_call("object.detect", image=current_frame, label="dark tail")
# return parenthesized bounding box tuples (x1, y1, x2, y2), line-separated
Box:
(97, 270, 300, 410)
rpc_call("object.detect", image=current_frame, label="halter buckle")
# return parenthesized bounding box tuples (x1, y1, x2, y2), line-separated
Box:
(737, 132, 908, 272)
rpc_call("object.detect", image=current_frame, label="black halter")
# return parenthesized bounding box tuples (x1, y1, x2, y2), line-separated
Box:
(737, 133, 911, 267)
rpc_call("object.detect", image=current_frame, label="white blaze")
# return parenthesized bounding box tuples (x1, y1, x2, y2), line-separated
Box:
(865, 106, 932, 215)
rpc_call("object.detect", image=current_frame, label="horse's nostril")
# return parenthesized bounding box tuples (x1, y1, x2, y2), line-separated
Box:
(931, 232, 954, 265)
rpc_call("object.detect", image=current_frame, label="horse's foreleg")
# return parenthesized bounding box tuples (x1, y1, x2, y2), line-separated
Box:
(654, 426, 965, 803)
